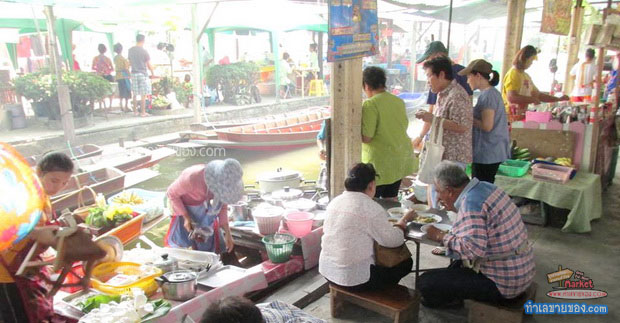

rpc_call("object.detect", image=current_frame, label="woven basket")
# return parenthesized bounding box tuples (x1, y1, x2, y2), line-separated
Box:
(71, 186, 98, 221)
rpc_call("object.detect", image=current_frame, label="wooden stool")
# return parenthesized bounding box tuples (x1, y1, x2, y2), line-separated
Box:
(465, 282, 538, 323)
(330, 284, 420, 323)
(308, 79, 325, 96)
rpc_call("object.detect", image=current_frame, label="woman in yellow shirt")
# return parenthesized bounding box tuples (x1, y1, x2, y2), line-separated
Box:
(0, 153, 74, 323)
(502, 45, 568, 123)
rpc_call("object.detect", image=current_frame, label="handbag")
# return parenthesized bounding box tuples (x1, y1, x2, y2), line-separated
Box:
(373, 241, 412, 268)
(417, 116, 445, 184)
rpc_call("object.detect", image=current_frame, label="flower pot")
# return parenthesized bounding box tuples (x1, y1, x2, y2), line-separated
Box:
(32, 101, 50, 118)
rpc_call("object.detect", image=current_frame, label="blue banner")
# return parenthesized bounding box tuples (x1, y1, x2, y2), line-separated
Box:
(328, 0, 378, 62)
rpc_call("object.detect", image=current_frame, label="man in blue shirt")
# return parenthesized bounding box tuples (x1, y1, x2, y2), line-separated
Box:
(412, 41, 473, 150)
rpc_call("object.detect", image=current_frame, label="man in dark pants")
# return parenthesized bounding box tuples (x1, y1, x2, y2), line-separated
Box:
(418, 162, 535, 308)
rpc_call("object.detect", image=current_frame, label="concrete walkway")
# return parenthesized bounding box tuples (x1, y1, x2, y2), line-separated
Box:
(304, 163, 620, 323)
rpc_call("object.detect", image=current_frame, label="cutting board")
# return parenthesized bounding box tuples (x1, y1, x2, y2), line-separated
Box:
(511, 128, 576, 159)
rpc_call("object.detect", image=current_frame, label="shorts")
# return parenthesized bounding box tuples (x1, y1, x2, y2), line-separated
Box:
(131, 73, 151, 96)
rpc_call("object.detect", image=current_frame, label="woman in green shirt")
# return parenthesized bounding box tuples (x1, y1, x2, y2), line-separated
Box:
(361, 67, 415, 198)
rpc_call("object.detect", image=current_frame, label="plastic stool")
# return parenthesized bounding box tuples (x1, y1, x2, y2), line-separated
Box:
(308, 79, 325, 96)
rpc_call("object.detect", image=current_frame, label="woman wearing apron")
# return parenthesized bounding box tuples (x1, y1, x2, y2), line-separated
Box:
(165, 159, 243, 258)
(0, 152, 76, 323)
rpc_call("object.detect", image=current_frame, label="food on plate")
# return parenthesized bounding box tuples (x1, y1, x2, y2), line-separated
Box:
(112, 191, 144, 205)
(413, 215, 437, 224)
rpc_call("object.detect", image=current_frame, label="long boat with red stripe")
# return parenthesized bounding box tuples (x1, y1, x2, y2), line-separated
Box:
(190, 108, 330, 151)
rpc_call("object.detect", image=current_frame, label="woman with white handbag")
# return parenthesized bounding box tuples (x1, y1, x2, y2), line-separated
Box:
(415, 56, 473, 207)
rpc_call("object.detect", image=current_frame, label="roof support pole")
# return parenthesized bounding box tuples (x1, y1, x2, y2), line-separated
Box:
(44, 5, 75, 144)
(501, 0, 526, 81)
(564, 0, 585, 96)
(191, 3, 202, 123)
(589, 0, 614, 172)
(329, 57, 362, 197)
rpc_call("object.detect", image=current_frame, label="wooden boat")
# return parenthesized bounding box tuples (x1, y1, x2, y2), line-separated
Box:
(77, 148, 152, 173)
(26, 144, 103, 167)
(188, 106, 329, 132)
(51, 167, 125, 212)
(76, 147, 175, 173)
(137, 147, 176, 169)
(190, 137, 320, 151)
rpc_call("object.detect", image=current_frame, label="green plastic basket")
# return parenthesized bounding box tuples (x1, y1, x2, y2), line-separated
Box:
(498, 159, 531, 177)
(262, 233, 296, 263)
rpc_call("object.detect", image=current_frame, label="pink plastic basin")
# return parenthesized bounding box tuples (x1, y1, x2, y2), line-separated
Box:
(284, 211, 315, 238)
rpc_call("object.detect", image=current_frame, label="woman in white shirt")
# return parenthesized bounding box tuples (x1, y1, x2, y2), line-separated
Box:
(319, 163, 415, 291)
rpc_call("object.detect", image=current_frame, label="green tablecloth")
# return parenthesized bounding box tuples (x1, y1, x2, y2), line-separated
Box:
(495, 172, 602, 233)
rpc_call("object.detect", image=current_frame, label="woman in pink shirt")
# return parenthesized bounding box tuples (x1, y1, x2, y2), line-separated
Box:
(165, 159, 243, 255)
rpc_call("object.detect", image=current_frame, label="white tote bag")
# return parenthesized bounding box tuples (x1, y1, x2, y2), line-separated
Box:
(417, 117, 445, 184)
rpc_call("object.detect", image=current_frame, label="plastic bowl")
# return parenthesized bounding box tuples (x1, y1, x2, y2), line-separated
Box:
(284, 211, 315, 238)
(253, 205, 284, 235)
(262, 233, 296, 263)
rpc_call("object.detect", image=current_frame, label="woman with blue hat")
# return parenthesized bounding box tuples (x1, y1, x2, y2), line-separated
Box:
(165, 159, 244, 255)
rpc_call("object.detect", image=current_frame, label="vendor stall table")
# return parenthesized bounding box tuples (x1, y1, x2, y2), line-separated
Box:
(495, 172, 602, 233)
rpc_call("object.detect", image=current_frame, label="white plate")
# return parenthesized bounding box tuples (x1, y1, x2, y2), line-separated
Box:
(411, 213, 442, 225)
(420, 223, 452, 234)
(387, 207, 409, 219)
(410, 204, 430, 213)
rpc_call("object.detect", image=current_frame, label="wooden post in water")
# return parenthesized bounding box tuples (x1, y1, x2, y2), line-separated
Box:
(564, 0, 585, 96)
(501, 0, 526, 81)
(44, 5, 75, 144)
(329, 58, 362, 197)
(191, 3, 202, 123)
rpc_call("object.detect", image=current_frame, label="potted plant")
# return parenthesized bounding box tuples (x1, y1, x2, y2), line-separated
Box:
(13, 71, 54, 118)
(174, 80, 192, 108)
(14, 70, 113, 125)
(206, 62, 260, 105)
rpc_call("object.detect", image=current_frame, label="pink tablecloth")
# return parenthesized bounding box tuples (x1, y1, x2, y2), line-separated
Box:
(154, 267, 268, 322)
(255, 256, 304, 283)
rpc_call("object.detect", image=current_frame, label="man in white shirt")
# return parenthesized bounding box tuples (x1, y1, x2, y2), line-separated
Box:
(570, 48, 597, 102)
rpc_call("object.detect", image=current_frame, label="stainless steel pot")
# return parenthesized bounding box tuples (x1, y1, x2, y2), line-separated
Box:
(256, 168, 303, 194)
(155, 270, 197, 301)
(153, 254, 177, 274)
(228, 201, 251, 221)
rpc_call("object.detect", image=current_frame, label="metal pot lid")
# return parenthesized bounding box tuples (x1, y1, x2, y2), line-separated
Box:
(164, 270, 197, 283)
(257, 168, 301, 182)
(271, 187, 303, 200)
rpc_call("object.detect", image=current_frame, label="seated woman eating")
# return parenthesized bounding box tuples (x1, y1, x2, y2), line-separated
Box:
(319, 163, 416, 291)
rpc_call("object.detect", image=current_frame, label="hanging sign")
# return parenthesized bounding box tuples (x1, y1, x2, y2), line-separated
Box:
(541, 0, 572, 36)
(327, 0, 378, 62)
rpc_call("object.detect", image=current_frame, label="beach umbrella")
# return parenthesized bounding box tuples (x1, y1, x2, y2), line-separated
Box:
(0, 142, 49, 252)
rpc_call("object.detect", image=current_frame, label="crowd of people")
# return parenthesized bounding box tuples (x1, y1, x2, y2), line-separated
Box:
(318, 40, 562, 309)
(3, 37, 614, 322)
(86, 34, 155, 117)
